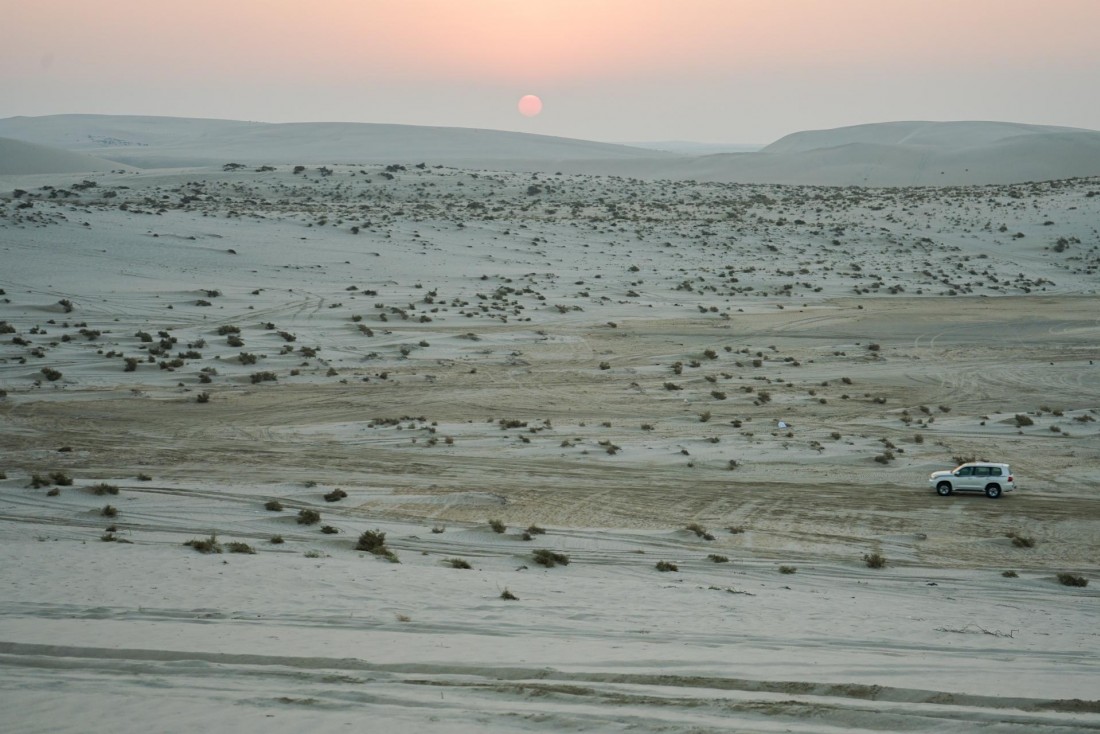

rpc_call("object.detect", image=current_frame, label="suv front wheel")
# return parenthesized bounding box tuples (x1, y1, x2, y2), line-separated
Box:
(985, 484, 1002, 499)
(936, 482, 952, 496)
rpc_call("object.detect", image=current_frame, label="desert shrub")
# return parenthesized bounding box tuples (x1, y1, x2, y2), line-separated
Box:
(238, 352, 258, 365)
(863, 552, 887, 569)
(873, 452, 895, 464)
(356, 529, 387, 552)
(323, 488, 348, 502)
(778, 565, 797, 574)
(297, 508, 321, 525)
(356, 530, 399, 562)
(40, 367, 63, 381)
(124, 357, 140, 372)
(598, 361, 610, 370)
(1002, 570, 1018, 578)
(303, 549, 325, 558)
(1057, 573, 1088, 587)
(525, 525, 546, 535)
(830, 432, 842, 440)
(489, 519, 506, 533)
(698, 411, 711, 423)
(226, 541, 255, 554)
(500, 588, 518, 600)
(320, 525, 339, 534)
(185, 534, 221, 553)
(196, 391, 211, 403)
(727, 525, 745, 534)
(1007, 532, 1036, 548)
(867, 343, 881, 352)
(90, 483, 119, 495)
(664, 381, 682, 391)
(264, 500, 284, 511)
(216, 325, 240, 336)
(710, 391, 727, 400)
(686, 523, 715, 540)
(532, 549, 569, 567)
(50, 471, 73, 486)
(707, 554, 729, 563)
(101, 504, 118, 517)
(270, 535, 284, 544)
(445, 558, 472, 569)
(430, 526, 445, 534)
(1014, 414, 1034, 427)
(250, 371, 277, 384)
(655, 560, 679, 572)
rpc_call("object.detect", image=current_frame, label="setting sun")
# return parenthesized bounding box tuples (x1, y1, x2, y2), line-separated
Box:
(517, 94, 543, 117)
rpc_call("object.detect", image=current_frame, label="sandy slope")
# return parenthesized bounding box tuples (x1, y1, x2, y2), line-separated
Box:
(0, 137, 128, 175)
(1, 162, 1098, 732)
(3, 115, 1099, 185)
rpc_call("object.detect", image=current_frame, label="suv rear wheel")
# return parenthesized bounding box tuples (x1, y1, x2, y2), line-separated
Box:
(985, 484, 1002, 499)
(936, 482, 952, 496)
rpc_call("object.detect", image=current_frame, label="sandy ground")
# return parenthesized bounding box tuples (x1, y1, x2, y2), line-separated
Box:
(1, 163, 1099, 732)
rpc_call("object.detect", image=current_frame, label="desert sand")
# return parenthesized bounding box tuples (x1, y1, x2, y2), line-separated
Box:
(1, 118, 1099, 732)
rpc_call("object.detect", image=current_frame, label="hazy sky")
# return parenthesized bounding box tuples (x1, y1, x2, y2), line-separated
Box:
(3, 0, 1099, 144)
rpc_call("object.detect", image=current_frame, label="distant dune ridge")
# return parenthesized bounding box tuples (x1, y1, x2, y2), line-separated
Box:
(1, 114, 1098, 185)
(0, 136, 127, 175)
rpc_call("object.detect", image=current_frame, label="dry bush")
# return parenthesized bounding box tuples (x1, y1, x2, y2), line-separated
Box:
(185, 534, 221, 553)
(320, 525, 339, 534)
(863, 552, 887, 569)
(90, 483, 119, 496)
(264, 500, 284, 511)
(323, 488, 348, 502)
(500, 588, 518, 600)
(489, 519, 506, 533)
(445, 558, 472, 569)
(778, 565, 797, 574)
(297, 508, 321, 525)
(226, 541, 256, 554)
(1057, 573, 1088, 587)
(655, 560, 679, 572)
(532, 549, 569, 567)
(686, 523, 715, 540)
(101, 504, 118, 517)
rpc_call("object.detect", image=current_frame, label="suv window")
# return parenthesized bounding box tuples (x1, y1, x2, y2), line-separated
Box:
(956, 467, 973, 476)
(974, 466, 990, 477)
(989, 467, 1002, 476)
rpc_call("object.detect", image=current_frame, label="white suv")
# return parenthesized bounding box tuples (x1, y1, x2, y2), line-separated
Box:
(929, 462, 1015, 498)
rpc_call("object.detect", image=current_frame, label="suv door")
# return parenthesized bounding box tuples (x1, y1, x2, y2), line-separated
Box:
(954, 465, 977, 490)
(969, 466, 992, 490)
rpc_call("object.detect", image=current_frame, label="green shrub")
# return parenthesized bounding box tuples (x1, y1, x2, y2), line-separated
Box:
(323, 489, 348, 502)
(1057, 573, 1088, 587)
(101, 504, 118, 517)
(90, 483, 119, 496)
(489, 519, 506, 533)
(356, 529, 387, 552)
(1014, 414, 1034, 427)
(320, 525, 339, 534)
(264, 500, 284, 511)
(226, 541, 256, 554)
(655, 560, 679, 572)
(297, 508, 321, 525)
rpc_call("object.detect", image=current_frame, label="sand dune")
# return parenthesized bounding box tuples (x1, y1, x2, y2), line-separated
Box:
(0, 137, 128, 175)
(4, 115, 1099, 185)
(0, 114, 673, 169)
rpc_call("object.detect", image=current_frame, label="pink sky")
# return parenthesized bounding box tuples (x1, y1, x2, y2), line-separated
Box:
(3, 0, 1099, 142)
